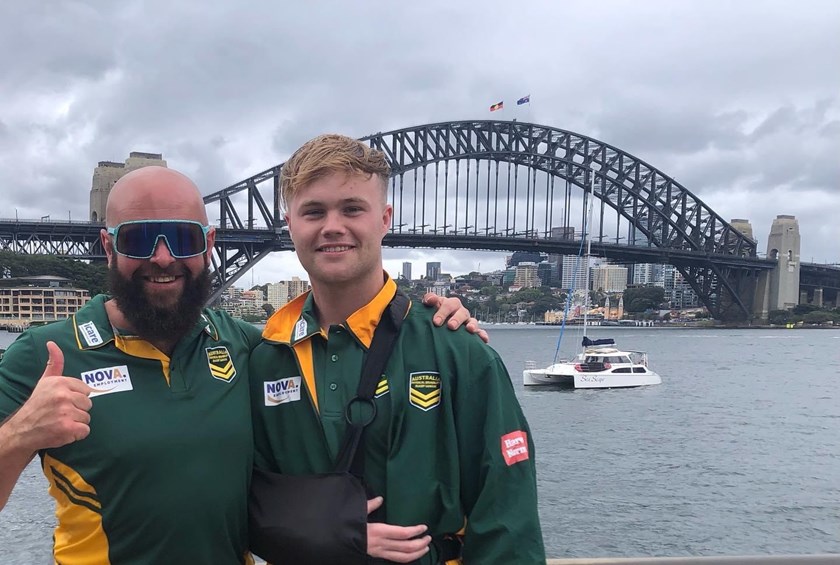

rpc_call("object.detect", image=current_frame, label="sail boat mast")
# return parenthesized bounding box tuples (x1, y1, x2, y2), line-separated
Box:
(581, 171, 595, 346)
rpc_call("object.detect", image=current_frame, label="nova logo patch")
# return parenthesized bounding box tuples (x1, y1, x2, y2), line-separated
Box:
(81, 365, 133, 398)
(264, 377, 301, 406)
(374, 376, 389, 398)
(206, 346, 237, 382)
(78, 321, 103, 347)
(501, 431, 530, 466)
(409, 372, 441, 411)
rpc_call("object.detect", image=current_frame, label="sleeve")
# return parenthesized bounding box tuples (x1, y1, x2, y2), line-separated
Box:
(454, 343, 546, 564)
(0, 331, 48, 422)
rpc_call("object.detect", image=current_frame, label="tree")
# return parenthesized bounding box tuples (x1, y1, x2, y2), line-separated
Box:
(262, 303, 275, 317)
(0, 251, 108, 296)
(623, 286, 666, 313)
(767, 309, 794, 325)
(803, 310, 833, 325)
(793, 303, 820, 315)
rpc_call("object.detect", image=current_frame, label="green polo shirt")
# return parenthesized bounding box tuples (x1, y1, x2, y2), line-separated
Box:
(0, 294, 261, 565)
(251, 277, 546, 564)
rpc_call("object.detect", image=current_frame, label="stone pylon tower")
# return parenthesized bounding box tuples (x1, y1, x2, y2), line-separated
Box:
(89, 152, 167, 223)
(729, 218, 754, 241)
(759, 215, 801, 313)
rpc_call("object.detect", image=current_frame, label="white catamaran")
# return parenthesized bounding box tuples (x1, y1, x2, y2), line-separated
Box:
(523, 176, 662, 389)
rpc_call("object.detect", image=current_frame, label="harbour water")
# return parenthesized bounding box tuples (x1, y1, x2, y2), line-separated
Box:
(1, 326, 839, 561)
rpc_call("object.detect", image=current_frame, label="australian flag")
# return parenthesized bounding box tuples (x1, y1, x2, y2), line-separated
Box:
(517, 95, 530, 105)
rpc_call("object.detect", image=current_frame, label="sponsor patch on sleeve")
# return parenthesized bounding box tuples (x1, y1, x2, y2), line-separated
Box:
(501, 430, 530, 466)
(264, 377, 302, 406)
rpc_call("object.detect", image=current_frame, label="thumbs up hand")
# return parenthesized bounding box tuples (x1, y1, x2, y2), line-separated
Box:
(7, 341, 97, 451)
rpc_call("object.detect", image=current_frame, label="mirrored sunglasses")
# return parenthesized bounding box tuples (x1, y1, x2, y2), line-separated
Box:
(107, 220, 211, 259)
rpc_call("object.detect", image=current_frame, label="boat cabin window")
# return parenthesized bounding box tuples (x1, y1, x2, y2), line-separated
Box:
(589, 356, 631, 364)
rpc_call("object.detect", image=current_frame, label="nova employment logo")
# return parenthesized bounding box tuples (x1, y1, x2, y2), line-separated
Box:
(264, 377, 301, 406)
(80, 365, 133, 398)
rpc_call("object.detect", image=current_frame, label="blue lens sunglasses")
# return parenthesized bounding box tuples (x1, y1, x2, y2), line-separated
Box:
(107, 220, 211, 259)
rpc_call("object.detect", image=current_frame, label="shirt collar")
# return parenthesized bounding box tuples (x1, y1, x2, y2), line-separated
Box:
(262, 273, 401, 349)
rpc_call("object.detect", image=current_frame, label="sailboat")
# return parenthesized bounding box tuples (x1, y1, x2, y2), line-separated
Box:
(523, 176, 662, 389)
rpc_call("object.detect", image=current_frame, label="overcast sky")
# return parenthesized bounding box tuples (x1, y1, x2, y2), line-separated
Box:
(1, 0, 837, 286)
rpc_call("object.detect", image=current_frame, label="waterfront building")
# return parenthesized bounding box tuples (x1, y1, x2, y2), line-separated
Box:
(266, 282, 289, 310)
(287, 276, 309, 300)
(511, 262, 540, 291)
(401, 261, 412, 281)
(561, 255, 588, 291)
(592, 263, 629, 293)
(632, 263, 665, 286)
(663, 265, 700, 308)
(0, 276, 90, 325)
(240, 289, 264, 317)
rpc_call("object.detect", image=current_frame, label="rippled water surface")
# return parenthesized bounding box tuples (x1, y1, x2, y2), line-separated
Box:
(2, 326, 839, 561)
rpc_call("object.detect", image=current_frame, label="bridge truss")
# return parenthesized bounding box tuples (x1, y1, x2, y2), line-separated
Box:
(205, 120, 773, 320)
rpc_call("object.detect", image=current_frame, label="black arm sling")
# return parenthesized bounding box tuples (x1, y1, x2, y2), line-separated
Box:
(248, 292, 409, 565)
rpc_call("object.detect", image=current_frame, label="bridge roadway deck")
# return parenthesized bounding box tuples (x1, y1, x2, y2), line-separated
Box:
(0, 218, 837, 288)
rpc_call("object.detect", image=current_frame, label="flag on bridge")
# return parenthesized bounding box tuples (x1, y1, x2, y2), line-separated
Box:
(517, 94, 530, 105)
(489, 101, 504, 112)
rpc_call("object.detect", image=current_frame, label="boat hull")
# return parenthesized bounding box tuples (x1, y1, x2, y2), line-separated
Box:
(523, 368, 575, 387)
(573, 370, 661, 389)
(523, 363, 661, 389)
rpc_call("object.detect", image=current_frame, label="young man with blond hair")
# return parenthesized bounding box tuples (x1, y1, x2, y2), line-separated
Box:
(250, 134, 545, 563)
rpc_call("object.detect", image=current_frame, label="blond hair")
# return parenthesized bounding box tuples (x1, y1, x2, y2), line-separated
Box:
(279, 134, 391, 210)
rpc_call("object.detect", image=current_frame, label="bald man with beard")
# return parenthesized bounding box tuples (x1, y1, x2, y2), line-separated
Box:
(0, 166, 480, 564)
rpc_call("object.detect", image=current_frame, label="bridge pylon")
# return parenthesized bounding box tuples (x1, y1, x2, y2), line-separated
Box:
(754, 215, 801, 318)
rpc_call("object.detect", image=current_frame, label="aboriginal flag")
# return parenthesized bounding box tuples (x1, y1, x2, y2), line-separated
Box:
(489, 101, 504, 112)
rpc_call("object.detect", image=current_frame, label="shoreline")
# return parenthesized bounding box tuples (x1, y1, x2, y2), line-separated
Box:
(482, 322, 838, 330)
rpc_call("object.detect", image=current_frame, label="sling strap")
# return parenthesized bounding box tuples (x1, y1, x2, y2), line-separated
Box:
(333, 290, 409, 476)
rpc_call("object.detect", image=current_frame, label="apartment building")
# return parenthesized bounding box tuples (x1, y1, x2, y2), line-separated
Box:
(0, 276, 90, 323)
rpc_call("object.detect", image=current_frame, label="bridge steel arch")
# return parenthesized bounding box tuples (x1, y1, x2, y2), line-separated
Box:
(205, 120, 771, 320)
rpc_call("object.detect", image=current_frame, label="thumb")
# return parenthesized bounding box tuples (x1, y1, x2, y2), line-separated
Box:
(41, 341, 65, 378)
(366, 496, 383, 515)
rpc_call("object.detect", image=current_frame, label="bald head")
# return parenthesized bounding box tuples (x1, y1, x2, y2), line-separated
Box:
(106, 166, 208, 226)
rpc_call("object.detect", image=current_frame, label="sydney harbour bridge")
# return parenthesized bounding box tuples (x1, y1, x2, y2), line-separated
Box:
(1, 120, 837, 321)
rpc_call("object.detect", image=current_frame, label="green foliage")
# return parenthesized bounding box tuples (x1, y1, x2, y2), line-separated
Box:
(792, 303, 820, 315)
(479, 286, 499, 296)
(767, 309, 794, 325)
(623, 286, 666, 313)
(241, 313, 265, 323)
(802, 310, 833, 324)
(0, 251, 108, 296)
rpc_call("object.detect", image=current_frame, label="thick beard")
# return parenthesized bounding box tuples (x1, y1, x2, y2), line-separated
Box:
(108, 259, 211, 343)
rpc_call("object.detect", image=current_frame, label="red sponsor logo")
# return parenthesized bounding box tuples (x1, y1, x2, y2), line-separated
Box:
(501, 430, 529, 466)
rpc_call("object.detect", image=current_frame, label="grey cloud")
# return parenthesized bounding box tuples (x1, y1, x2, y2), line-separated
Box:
(1, 0, 839, 264)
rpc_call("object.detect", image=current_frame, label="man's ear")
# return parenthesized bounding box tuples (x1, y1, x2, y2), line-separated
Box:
(101, 229, 115, 266)
(381, 204, 393, 236)
(204, 226, 216, 261)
